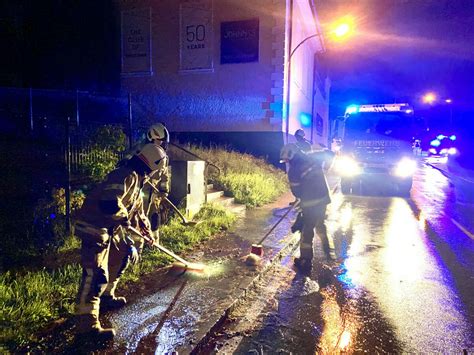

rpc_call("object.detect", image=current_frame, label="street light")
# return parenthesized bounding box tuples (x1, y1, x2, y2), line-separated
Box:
(422, 92, 436, 104)
(445, 98, 452, 103)
(284, 19, 353, 142)
(334, 23, 351, 38)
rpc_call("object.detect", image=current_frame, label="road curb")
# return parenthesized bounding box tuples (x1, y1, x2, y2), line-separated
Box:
(190, 231, 301, 354)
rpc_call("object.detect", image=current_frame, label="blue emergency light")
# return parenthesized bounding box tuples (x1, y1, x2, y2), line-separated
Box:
(345, 104, 359, 115)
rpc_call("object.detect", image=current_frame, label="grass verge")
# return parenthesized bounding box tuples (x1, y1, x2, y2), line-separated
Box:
(182, 145, 288, 207)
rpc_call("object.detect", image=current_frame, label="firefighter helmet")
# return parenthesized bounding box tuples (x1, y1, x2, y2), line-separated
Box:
(135, 143, 167, 171)
(294, 129, 305, 139)
(146, 123, 169, 144)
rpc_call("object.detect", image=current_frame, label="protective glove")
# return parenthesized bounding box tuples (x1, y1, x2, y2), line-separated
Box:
(129, 245, 140, 265)
(158, 181, 169, 197)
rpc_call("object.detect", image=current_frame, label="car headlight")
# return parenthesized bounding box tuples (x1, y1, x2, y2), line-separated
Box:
(429, 148, 437, 154)
(394, 158, 417, 177)
(440, 148, 448, 155)
(335, 156, 361, 176)
(448, 147, 457, 155)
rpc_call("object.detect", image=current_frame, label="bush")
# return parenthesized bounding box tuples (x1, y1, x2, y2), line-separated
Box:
(78, 125, 127, 182)
(32, 188, 85, 252)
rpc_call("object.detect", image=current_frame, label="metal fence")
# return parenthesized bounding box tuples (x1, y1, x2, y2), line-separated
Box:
(0, 86, 142, 233)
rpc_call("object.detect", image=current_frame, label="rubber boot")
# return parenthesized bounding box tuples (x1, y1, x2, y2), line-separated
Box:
(100, 295, 127, 311)
(294, 257, 312, 272)
(75, 314, 115, 341)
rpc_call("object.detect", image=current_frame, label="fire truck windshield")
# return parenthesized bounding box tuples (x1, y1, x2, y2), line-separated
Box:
(345, 112, 413, 141)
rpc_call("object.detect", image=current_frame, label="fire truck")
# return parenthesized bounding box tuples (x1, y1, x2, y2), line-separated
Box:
(332, 103, 418, 195)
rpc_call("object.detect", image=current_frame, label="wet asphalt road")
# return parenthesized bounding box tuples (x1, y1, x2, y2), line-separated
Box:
(204, 160, 474, 354)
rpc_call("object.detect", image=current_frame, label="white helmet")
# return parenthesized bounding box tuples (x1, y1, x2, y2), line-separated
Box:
(146, 123, 169, 143)
(280, 143, 301, 162)
(135, 143, 167, 171)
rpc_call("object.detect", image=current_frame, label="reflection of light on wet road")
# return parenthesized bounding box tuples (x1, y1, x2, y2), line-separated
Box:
(339, 196, 472, 352)
(339, 329, 351, 349)
(418, 211, 426, 230)
(384, 199, 425, 281)
(319, 287, 355, 353)
(192, 261, 226, 279)
(411, 163, 451, 222)
(340, 202, 353, 233)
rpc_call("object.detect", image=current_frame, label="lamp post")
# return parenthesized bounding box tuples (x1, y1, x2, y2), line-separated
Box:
(445, 98, 453, 129)
(284, 21, 352, 143)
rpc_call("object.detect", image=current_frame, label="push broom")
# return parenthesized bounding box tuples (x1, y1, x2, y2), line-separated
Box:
(128, 226, 206, 272)
(245, 201, 299, 266)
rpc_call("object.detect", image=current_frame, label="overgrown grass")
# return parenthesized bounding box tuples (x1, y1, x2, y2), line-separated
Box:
(182, 145, 288, 207)
(0, 203, 235, 351)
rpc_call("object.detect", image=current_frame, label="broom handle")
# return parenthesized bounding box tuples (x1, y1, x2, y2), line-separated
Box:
(162, 196, 189, 224)
(127, 226, 191, 266)
(256, 202, 297, 245)
(256, 182, 337, 246)
(143, 179, 190, 224)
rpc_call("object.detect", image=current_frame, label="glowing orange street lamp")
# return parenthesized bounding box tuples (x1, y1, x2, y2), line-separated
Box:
(422, 92, 436, 104)
(285, 19, 353, 142)
(334, 23, 351, 38)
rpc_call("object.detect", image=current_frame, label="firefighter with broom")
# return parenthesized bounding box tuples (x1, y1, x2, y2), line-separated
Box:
(74, 135, 169, 341)
(279, 143, 336, 272)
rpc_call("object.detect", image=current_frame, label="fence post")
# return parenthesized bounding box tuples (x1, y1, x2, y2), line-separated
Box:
(65, 117, 71, 234)
(29, 87, 34, 131)
(76, 89, 80, 126)
(128, 92, 133, 149)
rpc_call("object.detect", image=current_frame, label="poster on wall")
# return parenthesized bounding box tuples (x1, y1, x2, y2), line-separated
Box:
(180, 0, 213, 72)
(121, 8, 152, 76)
(221, 18, 259, 64)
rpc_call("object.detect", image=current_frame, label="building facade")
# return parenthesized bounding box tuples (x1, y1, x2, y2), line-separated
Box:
(119, 0, 330, 163)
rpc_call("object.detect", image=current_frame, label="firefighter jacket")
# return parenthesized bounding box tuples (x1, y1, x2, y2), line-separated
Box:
(288, 150, 335, 206)
(142, 150, 170, 235)
(75, 166, 149, 244)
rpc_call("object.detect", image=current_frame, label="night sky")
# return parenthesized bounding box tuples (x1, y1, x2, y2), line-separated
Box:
(317, 0, 474, 136)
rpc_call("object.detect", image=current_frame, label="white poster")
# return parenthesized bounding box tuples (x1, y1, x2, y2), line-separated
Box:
(121, 8, 152, 76)
(180, 0, 213, 72)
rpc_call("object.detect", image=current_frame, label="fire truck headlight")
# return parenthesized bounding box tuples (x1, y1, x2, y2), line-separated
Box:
(394, 158, 417, 177)
(335, 156, 361, 176)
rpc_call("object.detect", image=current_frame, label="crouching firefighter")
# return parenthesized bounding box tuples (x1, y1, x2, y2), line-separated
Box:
(74, 142, 168, 341)
(280, 143, 336, 272)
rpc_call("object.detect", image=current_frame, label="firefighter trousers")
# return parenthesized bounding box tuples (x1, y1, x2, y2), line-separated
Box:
(75, 228, 132, 318)
(299, 203, 333, 260)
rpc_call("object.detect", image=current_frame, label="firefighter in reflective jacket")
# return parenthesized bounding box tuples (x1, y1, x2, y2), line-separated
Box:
(280, 143, 336, 271)
(74, 142, 167, 340)
(119, 123, 171, 242)
(141, 123, 170, 243)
